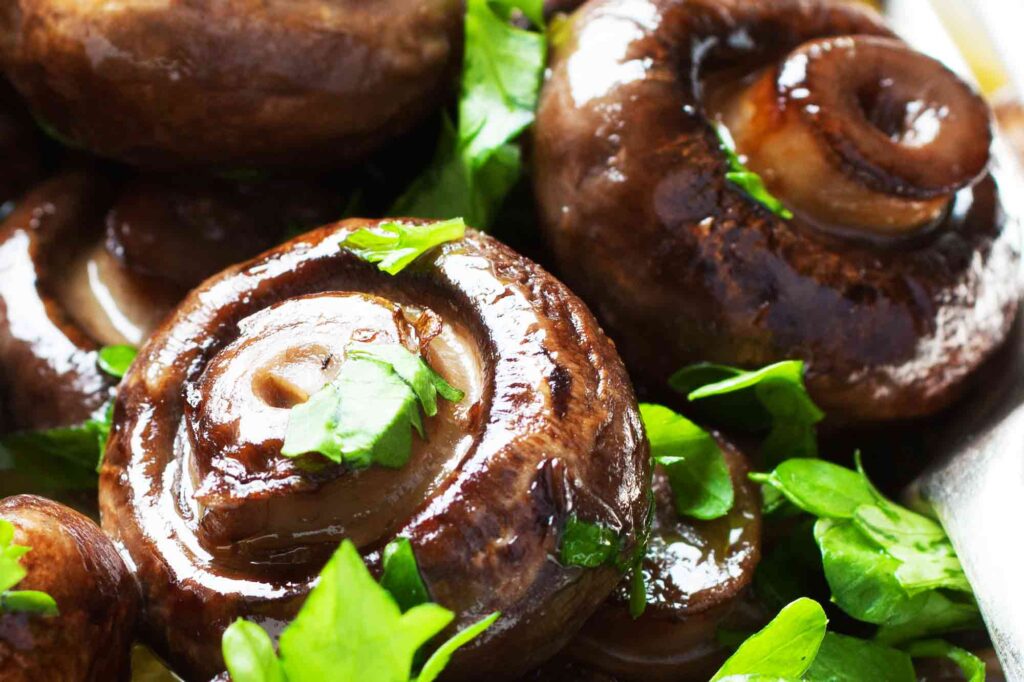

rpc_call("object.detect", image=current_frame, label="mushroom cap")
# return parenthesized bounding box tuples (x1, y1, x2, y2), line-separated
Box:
(99, 219, 651, 680)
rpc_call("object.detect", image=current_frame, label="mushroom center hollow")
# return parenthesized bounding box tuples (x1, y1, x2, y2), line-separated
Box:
(181, 292, 485, 568)
(710, 35, 992, 236)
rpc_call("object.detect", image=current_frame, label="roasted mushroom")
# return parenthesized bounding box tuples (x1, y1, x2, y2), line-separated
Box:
(568, 436, 763, 681)
(0, 171, 339, 431)
(98, 218, 650, 680)
(0, 0, 462, 169)
(533, 0, 1022, 421)
(0, 494, 138, 681)
(0, 80, 41, 211)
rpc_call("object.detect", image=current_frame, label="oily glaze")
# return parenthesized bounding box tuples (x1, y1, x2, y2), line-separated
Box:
(569, 436, 762, 681)
(0, 495, 138, 681)
(533, 0, 1022, 421)
(0, 0, 461, 169)
(98, 219, 650, 681)
(0, 171, 339, 431)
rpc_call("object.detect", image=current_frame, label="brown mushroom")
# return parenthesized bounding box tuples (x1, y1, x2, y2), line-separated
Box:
(0, 494, 138, 681)
(533, 0, 1022, 422)
(0, 80, 41, 211)
(568, 435, 763, 681)
(0, 170, 340, 431)
(0, 0, 462, 169)
(98, 218, 650, 680)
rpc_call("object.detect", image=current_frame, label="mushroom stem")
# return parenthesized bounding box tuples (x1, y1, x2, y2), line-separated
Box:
(713, 36, 992, 235)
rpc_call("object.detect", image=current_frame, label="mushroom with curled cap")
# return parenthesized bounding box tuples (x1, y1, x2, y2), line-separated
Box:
(0, 170, 341, 432)
(98, 218, 651, 681)
(533, 0, 1022, 423)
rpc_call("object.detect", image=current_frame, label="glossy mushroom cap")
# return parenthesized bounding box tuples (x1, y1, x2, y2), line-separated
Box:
(0, 495, 138, 681)
(533, 0, 1022, 422)
(0, 171, 339, 430)
(0, 0, 462, 169)
(713, 35, 992, 236)
(569, 437, 763, 681)
(99, 219, 650, 680)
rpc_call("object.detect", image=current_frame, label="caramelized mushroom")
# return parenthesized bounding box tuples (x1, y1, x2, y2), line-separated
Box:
(98, 219, 650, 680)
(0, 0, 461, 169)
(569, 436, 763, 681)
(533, 0, 1022, 421)
(0, 171, 339, 430)
(0, 80, 41, 211)
(0, 494, 138, 681)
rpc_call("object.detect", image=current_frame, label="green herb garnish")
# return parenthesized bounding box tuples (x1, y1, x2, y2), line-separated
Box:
(391, 0, 546, 227)
(381, 538, 431, 613)
(0, 402, 113, 489)
(711, 597, 827, 680)
(750, 456, 980, 642)
(714, 597, 985, 681)
(559, 516, 621, 568)
(716, 123, 793, 219)
(902, 639, 985, 682)
(639, 403, 733, 520)
(0, 519, 58, 616)
(670, 360, 823, 464)
(281, 343, 463, 468)
(97, 344, 138, 379)
(222, 540, 498, 682)
(341, 219, 466, 276)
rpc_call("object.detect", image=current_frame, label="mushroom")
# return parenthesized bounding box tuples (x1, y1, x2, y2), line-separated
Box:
(0, 494, 138, 681)
(98, 219, 651, 680)
(0, 171, 340, 430)
(568, 436, 763, 681)
(532, 0, 1022, 422)
(0, 80, 42, 211)
(0, 0, 462, 169)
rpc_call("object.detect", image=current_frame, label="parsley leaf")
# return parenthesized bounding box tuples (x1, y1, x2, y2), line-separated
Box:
(281, 344, 463, 468)
(97, 344, 138, 378)
(753, 457, 981, 642)
(711, 597, 828, 681)
(222, 541, 498, 682)
(558, 516, 620, 568)
(716, 123, 793, 219)
(902, 640, 986, 682)
(382, 538, 431, 613)
(0, 519, 58, 616)
(391, 0, 546, 227)
(671, 360, 823, 464)
(804, 632, 915, 682)
(0, 402, 113, 490)
(639, 403, 733, 520)
(341, 219, 466, 275)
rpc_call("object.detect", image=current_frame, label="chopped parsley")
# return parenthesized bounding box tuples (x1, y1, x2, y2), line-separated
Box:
(713, 597, 985, 681)
(750, 456, 981, 643)
(281, 343, 463, 468)
(97, 344, 138, 379)
(222, 540, 498, 682)
(0, 402, 113, 490)
(639, 403, 733, 520)
(341, 219, 466, 275)
(670, 360, 823, 465)
(391, 0, 546, 227)
(381, 538, 431, 613)
(0, 519, 58, 616)
(558, 514, 648, 619)
(716, 123, 793, 219)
